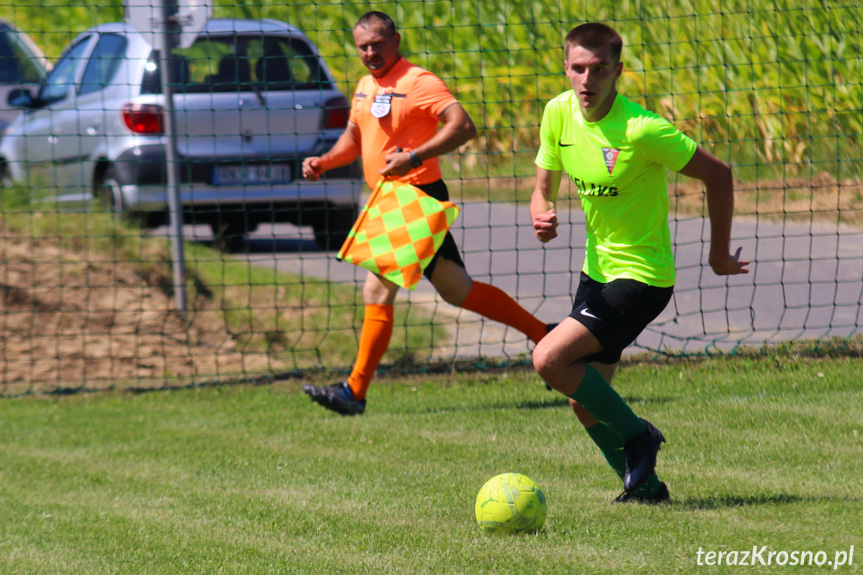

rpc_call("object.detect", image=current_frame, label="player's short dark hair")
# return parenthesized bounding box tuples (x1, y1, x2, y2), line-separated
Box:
(564, 23, 623, 63)
(356, 11, 398, 37)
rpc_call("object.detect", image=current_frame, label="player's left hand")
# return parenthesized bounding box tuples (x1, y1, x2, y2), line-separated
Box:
(380, 150, 412, 177)
(710, 247, 750, 275)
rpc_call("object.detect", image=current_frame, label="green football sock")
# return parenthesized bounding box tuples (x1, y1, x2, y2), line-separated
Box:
(584, 422, 626, 480)
(569, 364, 646, 441)
(584, 421, 664, 496)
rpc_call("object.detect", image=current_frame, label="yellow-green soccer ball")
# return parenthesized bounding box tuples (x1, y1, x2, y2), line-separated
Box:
(475, 472, 547, 534)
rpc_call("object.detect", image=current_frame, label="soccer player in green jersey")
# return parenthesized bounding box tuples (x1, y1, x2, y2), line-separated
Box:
(530, 23, 749, 503)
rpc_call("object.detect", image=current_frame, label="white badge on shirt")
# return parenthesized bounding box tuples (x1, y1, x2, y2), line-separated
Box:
(370, 93, 392, 118)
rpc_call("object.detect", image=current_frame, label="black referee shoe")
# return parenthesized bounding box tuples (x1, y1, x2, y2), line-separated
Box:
(302, 380, 366, 415)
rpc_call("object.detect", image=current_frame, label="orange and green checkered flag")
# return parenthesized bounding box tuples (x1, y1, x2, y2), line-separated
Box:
(338, 178, 461, 290)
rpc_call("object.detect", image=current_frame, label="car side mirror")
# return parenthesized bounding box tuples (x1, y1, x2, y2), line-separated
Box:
(7, 88, 35, 109)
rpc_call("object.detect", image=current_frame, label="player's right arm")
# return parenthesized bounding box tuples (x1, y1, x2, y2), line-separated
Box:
(530, 166, 562, 243)
(302, 121, 363, 181)
(531, 97, 565, 243)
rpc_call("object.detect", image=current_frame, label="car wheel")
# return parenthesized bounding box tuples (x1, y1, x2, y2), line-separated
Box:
(94, 165, 124, 216)
(0, 162, 19, 208)
(313, 205, 358, 251)
(0, 162, 12, 189)
(209, 216, 248, 253)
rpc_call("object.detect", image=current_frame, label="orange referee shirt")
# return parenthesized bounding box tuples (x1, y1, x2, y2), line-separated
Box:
(349, 57, 458, 189)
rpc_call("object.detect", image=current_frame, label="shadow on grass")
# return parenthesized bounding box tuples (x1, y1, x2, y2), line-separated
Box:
(511, 394, 679, 411)
(403, 397, 571, 415)
(512, 397, 572, 410)
(406, 394, 679, 414)
(621, 395, 678, 406)
(673, 493, 854, 510)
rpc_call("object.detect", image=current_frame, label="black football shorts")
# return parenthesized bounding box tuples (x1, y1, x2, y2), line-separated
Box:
(569, 271, 673, 364)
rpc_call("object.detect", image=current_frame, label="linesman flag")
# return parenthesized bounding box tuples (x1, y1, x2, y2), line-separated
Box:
(338, 178, 461, 290)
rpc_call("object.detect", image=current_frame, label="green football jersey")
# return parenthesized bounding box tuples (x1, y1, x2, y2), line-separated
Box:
(536, 92, 697, 287)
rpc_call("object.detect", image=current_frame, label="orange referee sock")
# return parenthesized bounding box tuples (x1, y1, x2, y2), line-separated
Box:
(346, 304, 394, 401)
(461, 282, 547, 344)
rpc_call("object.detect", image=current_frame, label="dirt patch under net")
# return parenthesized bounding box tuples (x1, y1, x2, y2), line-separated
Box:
(0, 232, 274, 395)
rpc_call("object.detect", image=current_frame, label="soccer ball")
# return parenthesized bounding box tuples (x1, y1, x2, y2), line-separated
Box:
(475, 472, 547, 534)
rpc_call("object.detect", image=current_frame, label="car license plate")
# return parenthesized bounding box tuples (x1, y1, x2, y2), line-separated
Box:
(213, 164, 292, 185)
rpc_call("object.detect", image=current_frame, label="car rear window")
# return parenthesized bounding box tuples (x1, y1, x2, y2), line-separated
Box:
(0, 28, 46, 84)
(141, 34, 333, 94)
(79, 33, 127, 96)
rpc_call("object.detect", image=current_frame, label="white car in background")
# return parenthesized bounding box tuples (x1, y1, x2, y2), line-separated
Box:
(0, 19, 362, 250)
(0, 19, 50, 138)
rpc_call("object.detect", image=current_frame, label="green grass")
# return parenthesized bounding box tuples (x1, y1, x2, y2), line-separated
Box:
(1, 353, 861, 574)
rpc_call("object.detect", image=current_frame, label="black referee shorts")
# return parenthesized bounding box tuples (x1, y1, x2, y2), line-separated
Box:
(569, 272, 673, 364)
(415, 179, 465, 280)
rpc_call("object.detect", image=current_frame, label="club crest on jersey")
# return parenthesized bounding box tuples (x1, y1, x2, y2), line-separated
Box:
(370, 93, 392, 118)
(602, 147, 621, 174)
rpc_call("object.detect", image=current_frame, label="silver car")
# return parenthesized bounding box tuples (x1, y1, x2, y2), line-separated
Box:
(0, 19, 49, 137)
(0, 19, 362, 249)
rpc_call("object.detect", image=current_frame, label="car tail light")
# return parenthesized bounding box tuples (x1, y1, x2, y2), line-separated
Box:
(321, 96, 350, 129)
(122, 103, 164, 134)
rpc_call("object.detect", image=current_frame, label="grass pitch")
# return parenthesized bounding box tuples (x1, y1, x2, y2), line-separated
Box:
(0, 353, 861, 574)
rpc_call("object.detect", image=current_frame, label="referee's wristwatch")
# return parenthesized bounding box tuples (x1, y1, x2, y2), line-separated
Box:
(408, 149, 423, 168)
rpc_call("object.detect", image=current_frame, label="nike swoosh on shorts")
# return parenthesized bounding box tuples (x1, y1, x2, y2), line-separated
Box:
(580, 308, 601, 321)
(559, 141, 575, 147)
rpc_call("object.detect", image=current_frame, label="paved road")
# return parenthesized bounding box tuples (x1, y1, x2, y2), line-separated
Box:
(170, 200, 863, 360)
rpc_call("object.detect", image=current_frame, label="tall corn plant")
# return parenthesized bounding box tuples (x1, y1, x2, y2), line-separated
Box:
(8, 0, 861, 180)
